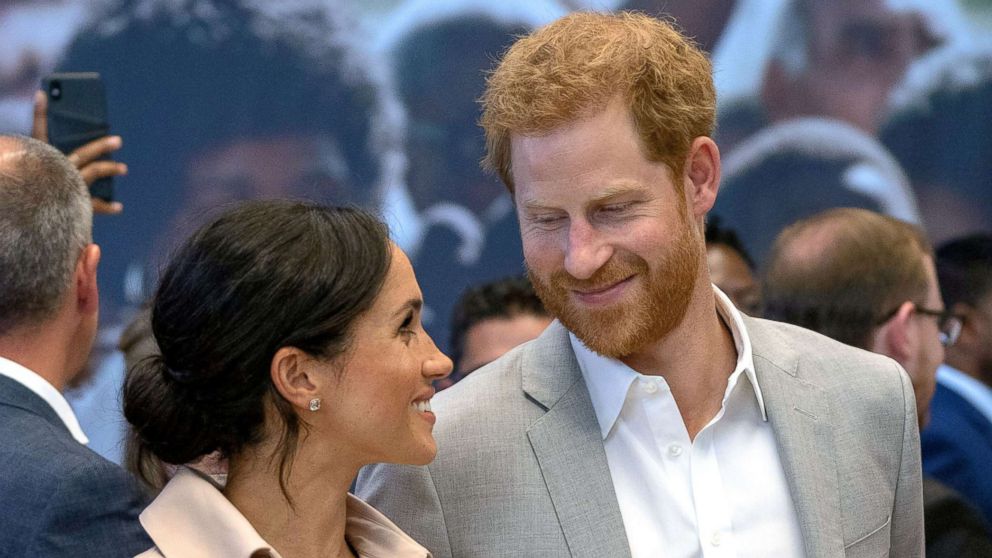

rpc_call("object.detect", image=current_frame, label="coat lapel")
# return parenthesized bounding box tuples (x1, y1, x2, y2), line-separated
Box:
(748, 318, 845, 558)
(522, 322, 632, 558)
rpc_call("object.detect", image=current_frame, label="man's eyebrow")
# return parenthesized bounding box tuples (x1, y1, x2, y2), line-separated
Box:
(589, 184, 650, 203)
(521, 184, 650, 212)
(520, 199, 559, 212)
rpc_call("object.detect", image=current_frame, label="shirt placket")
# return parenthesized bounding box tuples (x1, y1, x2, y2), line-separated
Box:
(639, 376, 702, 556)
(690, 425, 736, 558)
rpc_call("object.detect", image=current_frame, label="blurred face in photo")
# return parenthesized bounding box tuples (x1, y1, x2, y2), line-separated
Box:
(457, 313, 552, 376)
(154, 133, 360, 266)
(767, 0, 933, 134)
(0, 1, 85, 132)
(707, 243, 760, 315)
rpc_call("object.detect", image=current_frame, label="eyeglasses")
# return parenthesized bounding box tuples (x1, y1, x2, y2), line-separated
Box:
(878, 303, 962, 347)
(914, 306, 963, 348)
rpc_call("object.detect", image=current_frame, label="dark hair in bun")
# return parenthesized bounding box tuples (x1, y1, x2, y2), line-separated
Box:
(123, 200, 391, 488)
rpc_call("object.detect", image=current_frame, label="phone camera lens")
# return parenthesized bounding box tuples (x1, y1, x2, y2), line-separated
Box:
(50, 82, 62, 100)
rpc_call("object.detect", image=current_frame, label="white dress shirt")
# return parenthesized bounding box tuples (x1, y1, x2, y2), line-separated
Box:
(572, 286, 804, 558)
(0, 355, 89, 444)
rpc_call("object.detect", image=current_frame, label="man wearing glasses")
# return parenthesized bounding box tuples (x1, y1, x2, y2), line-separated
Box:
(762, 207, 991, 555)
(923, 234, 992, 527)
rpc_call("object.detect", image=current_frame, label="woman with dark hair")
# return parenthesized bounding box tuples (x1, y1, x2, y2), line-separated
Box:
(124, 200, 450, 557)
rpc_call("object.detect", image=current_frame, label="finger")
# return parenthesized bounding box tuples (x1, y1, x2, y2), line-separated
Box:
(68, 135, 122, 168)
(91, 199, 123, 215)
(78, 161, 127, 185)
(31, 90, 48, 141)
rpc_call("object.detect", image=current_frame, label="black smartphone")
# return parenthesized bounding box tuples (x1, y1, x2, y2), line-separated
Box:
(42, 72, 114, 202)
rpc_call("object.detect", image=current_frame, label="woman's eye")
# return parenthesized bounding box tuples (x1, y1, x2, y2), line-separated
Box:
(399, 313, 417, 339)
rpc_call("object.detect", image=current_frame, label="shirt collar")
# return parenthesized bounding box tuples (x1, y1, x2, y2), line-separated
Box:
(937, 363, 992, 424)
(0, 355, 89, 444)
(346, 492, 433, 557)
(572, 285, 765, 440)
(141, 467, 280, 558)
(142, 467, 430, 558)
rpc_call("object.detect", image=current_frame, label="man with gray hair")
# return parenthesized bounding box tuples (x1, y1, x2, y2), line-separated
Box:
(0, 135, 149, 556)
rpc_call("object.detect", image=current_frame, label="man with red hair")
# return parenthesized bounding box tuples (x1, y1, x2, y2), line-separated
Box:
(358, 12, 924, 557)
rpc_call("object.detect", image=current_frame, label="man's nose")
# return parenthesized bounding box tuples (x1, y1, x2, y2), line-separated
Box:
(563, 220, 612, 280)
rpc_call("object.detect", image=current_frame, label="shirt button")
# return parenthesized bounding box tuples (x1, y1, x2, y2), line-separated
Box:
(667, 444, 682, 457)
(710, 532, 721, 547)
(642, 380, 658, 394)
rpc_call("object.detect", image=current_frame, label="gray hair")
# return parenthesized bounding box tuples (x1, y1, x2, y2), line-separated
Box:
(0, 135, 92, 334)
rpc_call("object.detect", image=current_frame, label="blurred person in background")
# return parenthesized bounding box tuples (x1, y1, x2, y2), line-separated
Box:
(922, 234, 992, 526)
(0, 135, 149, 557)
(376, 1, 562, 351)
(705, 217, 760, 316)
(763, 207, 992, 556)
(881, 44, 992, 246)
(440, 275, 551, 389)
(717, 0, 968, 151)
(0, 0, 90, 133)
(50, 0, 395, 464)
(712, 117, 921, 267)
(614, 0, 736, 55)
(56, 0, 392, 316)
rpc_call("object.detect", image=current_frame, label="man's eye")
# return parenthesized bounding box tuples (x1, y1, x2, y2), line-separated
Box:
(596, 203, 635, 219)
(530, 214, 565, 226)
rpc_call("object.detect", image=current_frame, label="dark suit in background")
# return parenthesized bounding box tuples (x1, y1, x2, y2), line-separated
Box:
(923, 381, 992, 525)
(924, 477, 992, 557)
(0, 375, 150, 557)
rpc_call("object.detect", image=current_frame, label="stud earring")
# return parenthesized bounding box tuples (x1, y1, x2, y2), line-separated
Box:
(308, 398, 321, 412)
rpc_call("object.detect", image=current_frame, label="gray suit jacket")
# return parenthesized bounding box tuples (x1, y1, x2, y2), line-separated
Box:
(356, 318, 924, 557)
(0, 374, 150, 557)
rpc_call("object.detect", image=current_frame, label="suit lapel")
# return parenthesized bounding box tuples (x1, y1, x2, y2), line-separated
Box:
(748, 319, 844, 558)
(522, 322, 632, 558)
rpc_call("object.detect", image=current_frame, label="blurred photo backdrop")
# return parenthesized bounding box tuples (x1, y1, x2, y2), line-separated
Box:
(1, 0, 989, 462)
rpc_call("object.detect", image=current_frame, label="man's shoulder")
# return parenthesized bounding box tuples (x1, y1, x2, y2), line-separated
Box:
(1, 399, 99, 459)
(431, 339, 546, 439)
(0, 402, 148, 553)
(746, 316, 903, 378)
(0, 400, 139, 499)
(439, 342, 526, 401)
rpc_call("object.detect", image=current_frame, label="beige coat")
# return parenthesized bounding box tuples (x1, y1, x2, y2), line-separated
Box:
(136, 467, 430, 558)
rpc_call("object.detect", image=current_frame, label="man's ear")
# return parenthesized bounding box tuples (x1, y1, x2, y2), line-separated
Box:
(875, 301, 915, 363)
(75, 244, 100, 315)
(270, 346, 322, 413)
(683, 136, 721, 219)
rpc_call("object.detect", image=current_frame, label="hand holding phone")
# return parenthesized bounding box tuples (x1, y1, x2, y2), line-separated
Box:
(36, 72, 126, 210)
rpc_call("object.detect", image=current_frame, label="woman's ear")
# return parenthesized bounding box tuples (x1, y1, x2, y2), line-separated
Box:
(270, 347, 321, 412)
(875, 301, 915, 362)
